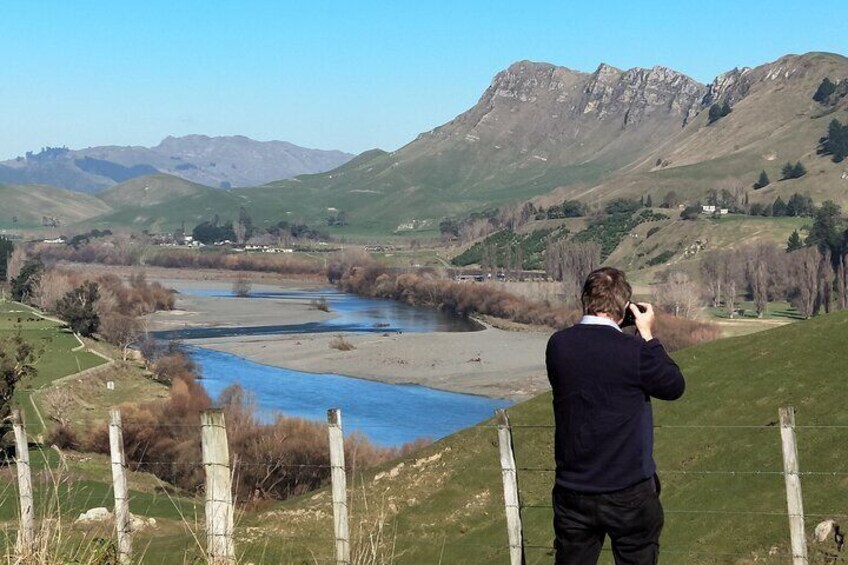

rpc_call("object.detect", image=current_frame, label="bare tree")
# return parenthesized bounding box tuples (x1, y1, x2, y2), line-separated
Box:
(232, 275, 252, 297)
(818, 250, 835, 314)
(654, 270, 701, 318)
(5, 247, 26, 283)
(101, 313, 144, 361)
(42, 387, 74, 427)
(743, 244, 776, 318)
(788, 247, 820, 319)
(718, 250, 744, 318)
(545, 241, 602, 306)
(700, 252, 724, 308)
(838, 254, 848, 310)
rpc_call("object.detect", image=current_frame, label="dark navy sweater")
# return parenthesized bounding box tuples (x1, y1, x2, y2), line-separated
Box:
(546, 324, 685, 493)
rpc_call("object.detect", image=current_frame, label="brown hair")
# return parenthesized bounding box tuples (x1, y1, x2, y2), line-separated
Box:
(581, 267, 632, 319)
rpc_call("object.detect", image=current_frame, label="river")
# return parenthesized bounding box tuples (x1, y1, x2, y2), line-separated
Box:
(152, 288, 512, 446)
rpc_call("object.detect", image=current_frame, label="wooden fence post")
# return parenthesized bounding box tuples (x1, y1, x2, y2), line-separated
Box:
(327, 408, 350, 565)
(12, 409, 35, 558)
(779, 406, 808, 565)
(201, 410, 235, 564)
(496, 409, 524, 565)
(109, 408, 132, 564)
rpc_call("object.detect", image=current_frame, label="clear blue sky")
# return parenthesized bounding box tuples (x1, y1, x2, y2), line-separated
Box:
(2, 0, 846, 159)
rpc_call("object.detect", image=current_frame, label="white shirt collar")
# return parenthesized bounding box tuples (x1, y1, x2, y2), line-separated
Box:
(579, 315, 622, 332)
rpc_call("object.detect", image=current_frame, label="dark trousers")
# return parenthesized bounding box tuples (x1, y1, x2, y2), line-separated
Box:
(552, 476, 664, 565)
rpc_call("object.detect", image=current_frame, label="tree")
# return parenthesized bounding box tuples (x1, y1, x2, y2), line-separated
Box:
(100, 313, 143, 361)
(653, 271, 701, 318)
(788, 247, 821, 318)
(0, 239, 13, 282)
(708, 102, 732, 124)
(786, 230, 804, 252)
(813, 77, 837, 103)
(700, 252, 725, 308)
(743, 244, 776, 318)
(644, 194, 653, 208)
(55, 282, 100, 337)
(823, 119, 848, 163)
(544, 241, 601, 306)
(753, 170, 770, 190)
(11, 259, 43, 302)
(660, 191, 680, 209)
(786, 193, 815, 217)
(0, 328, 39, 420)
(232, 275, 252, 297)
(806, 200, 844, 257)
(781, 161, 806, 180)
(680, 205, 701, 220)
(772, 196, 788, 217)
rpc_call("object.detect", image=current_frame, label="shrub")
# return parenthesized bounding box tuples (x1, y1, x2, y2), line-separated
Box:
(232, 275, 252, 297)
(310, 297, 331, 312)
(329, 334, 355, 351)
(80, 357, 415, 501)
(45, 423, 79, 450)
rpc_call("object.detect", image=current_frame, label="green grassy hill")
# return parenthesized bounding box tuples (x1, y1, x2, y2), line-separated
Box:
(0, 183, 112, 229)
(267, 311, 848, 564)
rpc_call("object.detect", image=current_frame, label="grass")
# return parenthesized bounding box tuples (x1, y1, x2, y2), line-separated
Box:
(0, 302, 107, 434)
(260, 310, 848, 564)
(3, 303, 847, 562)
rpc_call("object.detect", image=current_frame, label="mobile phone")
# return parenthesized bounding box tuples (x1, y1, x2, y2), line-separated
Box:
(620, 303, 647, 328)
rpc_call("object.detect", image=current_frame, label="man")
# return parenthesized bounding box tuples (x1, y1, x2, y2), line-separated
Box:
(546, 267, 685, 564)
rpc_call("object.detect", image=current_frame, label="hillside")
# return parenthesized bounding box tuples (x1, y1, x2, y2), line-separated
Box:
(0, 182, 113, 229)
(0, 135, 354, 192)
(270, 311, 848, 563)
(249, 52, 848, 233)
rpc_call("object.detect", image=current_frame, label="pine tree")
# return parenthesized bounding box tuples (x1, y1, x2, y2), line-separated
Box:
(753, 170, 770, 189)
(772, 196, 788, 217)
(645, 194, 653, 208)
(787, 230, 804, 252)
(792, 162, 806, 178)
(813, 77, 837, 103)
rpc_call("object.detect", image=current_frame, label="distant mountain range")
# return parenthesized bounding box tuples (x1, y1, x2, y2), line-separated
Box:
(0, 135, 354, 192)
(2, 52, 847, 234)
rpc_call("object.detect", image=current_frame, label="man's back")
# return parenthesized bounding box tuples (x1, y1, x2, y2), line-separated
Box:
(546, 324, 685, 493)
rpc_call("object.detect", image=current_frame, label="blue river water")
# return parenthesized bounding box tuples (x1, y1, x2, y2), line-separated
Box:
(163, 289, 511, 446)
(192, 347, 510, 447)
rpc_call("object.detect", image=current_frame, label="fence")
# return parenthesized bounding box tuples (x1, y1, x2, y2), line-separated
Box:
(494, 405, 848, 565)
(3, 405, 845, 564)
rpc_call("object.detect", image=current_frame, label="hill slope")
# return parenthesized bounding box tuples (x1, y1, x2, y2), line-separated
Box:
(252, 52, 848, 233)
(271, 311, 848, 563)
(0, 182, 113, 229)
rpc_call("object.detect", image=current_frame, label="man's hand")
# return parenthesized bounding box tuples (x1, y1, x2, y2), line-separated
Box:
(630, 302, 655, 341)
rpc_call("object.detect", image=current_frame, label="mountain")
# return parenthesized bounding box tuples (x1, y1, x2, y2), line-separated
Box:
(0, 135, 354, 193)
(256, 52, 848, 232)
(5, 53, 848, 237)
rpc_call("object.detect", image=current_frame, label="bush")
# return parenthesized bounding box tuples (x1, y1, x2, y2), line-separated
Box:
(232, 275, 252, 297)
(80, 358, 414, 501)
(680, 205, 701, 220)
(646, 250, 675, 266)
(329, 334, 355, 351)
(45, 423, 79, 450)
(310, 297, 331, 312)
